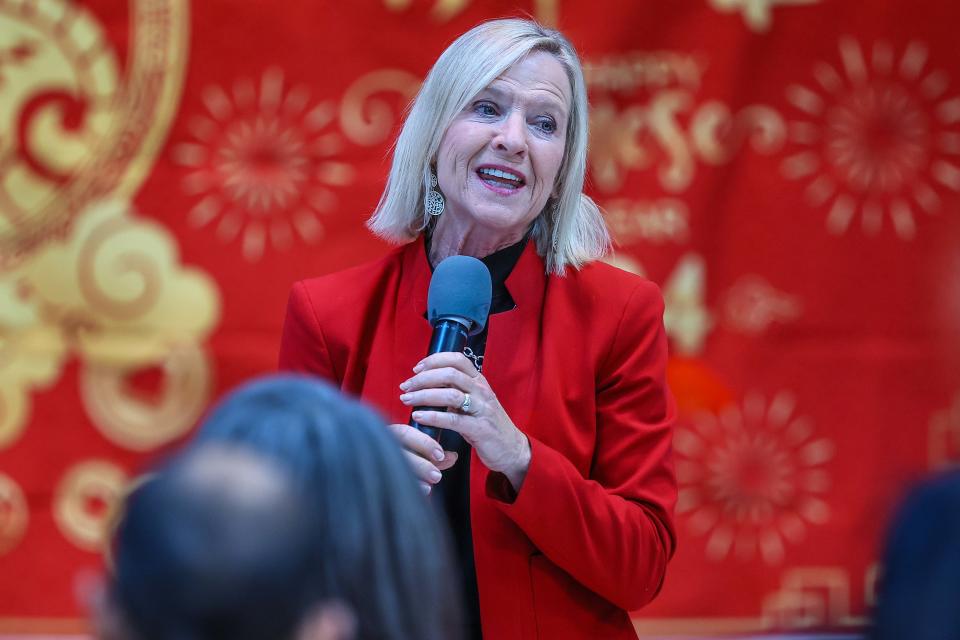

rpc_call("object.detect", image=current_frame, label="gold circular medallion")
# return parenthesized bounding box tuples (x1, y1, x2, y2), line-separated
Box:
(0, 473, 28, 555)
(54, 460, 128, 552)
(81, 343, 212, 451)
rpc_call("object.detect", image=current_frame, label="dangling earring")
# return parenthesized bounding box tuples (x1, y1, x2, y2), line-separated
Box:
(426, 171, 445, 217)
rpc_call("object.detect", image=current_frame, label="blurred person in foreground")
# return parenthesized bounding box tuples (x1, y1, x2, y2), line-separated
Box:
(280, 18, 677, 639)
(871, 468, 960, 640)
(96, 444, 355, 640)
(192, 375, 462, 640)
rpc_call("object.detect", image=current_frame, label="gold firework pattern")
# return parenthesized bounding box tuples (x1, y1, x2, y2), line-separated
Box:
(675, 391, 834, 565)
(780, 38, 960, 239)
(173, 68, 354, 261)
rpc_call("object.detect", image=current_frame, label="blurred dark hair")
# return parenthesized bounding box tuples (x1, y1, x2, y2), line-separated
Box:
(192, 374, 462, 640)
(871, 469, 960, 640)
(111, 444, 319, 640)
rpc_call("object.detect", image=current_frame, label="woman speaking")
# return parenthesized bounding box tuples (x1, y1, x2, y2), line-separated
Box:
(280, 18, 677, 639)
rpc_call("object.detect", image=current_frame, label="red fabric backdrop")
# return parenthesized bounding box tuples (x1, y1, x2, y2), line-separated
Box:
(1, 0, 959, 635)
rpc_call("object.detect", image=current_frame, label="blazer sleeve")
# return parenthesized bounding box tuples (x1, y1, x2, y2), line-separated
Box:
(278, 281, 341, 383)
(485, 280, 677, 612)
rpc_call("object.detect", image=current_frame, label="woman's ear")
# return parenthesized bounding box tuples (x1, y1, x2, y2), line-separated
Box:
(297, 600, 357, 640)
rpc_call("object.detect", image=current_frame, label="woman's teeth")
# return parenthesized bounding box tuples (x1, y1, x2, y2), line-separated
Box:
(477, 167, 524, 188)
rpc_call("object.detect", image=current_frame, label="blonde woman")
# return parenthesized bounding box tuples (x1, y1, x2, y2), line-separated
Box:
(281, 18, 677, 639)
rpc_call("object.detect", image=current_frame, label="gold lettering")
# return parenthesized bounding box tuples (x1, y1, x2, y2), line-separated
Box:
(589, 95, 785, 193)
(602, 198, 690, 244)
(584, 52, 706, 93)
(646, 90, 696, 192)
(588, 101, 649, 192)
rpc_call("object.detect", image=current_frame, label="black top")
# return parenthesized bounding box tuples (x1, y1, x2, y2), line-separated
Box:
(425, 235, 528, 640)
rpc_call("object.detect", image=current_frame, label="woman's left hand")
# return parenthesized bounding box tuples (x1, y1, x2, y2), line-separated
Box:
(399, 352, 531, 491)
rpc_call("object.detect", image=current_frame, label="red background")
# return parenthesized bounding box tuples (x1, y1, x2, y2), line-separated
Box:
(1, 0, 959, 634)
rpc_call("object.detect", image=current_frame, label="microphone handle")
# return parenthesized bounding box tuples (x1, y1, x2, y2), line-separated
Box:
(410, 318, 469, 440)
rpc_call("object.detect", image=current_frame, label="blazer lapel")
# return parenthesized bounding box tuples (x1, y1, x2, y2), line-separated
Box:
(389, 237, 547, 432)
(483, 242, 547, 435)
(389, 237, 433, 423)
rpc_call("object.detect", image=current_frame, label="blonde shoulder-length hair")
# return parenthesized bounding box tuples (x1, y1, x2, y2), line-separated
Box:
(366, 18, 610, 275)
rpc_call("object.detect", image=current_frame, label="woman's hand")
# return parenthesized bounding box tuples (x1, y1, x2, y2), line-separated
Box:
(399, 352, 531, 492)
(386, 423, 459, 494)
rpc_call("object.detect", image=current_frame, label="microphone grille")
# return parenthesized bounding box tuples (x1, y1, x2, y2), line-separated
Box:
(427, 256, 492, 335)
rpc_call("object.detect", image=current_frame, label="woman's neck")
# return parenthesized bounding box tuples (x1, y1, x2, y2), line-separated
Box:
(427, 215, 526, 268)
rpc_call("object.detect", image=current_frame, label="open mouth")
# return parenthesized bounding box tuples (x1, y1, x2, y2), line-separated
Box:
(476, 166, 526, 190)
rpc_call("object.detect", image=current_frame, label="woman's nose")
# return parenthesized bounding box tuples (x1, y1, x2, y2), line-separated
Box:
(493, 112, 527, 156)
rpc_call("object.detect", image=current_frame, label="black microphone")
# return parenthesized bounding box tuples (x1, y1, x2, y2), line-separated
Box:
(410, 255, 492, 440)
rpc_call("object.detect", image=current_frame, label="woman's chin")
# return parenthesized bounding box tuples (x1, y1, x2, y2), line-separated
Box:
(453, 204, 540, 235)
(462, 211, 536, 239)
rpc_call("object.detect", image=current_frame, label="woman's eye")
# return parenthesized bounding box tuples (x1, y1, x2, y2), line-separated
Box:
(474, 102, 497, 116)
(536, 118, 557, 134)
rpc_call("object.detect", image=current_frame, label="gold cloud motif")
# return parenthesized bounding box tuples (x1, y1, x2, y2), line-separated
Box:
(0, 281, 67, 449)
(0, 199, 220, 451)
(20, 200, 219, 365)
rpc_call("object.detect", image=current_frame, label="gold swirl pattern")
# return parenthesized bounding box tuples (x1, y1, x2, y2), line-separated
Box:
(76, 216, 163, 321)
(339, 69, 421, 146)
(54, 460, 128, 552)
(0, 0, 188, 266)
(0, 473, 28, 555)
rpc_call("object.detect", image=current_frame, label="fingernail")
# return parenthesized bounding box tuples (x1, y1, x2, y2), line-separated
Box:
(399, 380, 410, 391)
(433, 449, 445, 462)
(413, 362, 424, 373)
(429, 469, 442, 483)
(400, 392, 413, 403)
(412, 410, 424, 420)
(420, 482, 431, 495)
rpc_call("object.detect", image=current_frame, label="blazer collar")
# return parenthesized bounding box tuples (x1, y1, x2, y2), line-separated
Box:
(393, 235, 548, 434)
(399, 234, 548, 320)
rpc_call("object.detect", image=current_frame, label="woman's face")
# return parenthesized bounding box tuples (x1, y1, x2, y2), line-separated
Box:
(435, 51, 572, 240)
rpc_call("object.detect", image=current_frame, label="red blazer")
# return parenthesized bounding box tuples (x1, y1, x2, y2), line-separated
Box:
(279, 237, 677, 639)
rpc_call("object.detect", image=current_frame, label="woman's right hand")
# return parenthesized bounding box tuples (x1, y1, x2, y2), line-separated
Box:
(387, 424, 458, 494)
